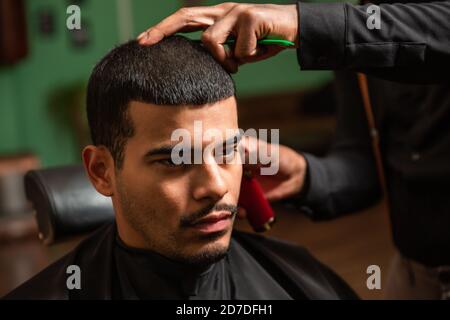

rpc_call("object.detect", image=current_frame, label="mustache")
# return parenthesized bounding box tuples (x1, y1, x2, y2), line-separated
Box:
(180, 203, 238, 228)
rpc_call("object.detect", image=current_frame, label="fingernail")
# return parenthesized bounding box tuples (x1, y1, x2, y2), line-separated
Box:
(138, 32, 151, 44)
(137, 32, 146, 40)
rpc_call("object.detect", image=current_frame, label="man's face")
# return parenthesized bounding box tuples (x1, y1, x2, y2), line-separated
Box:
(113, 97, 242, 265)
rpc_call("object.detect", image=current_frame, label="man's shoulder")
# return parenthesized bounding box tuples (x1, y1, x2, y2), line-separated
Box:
(2, 250, 75, 300)
(231, 230, 322, 274)
(231, 230, 358, 299)
(2, 223, 115, 300)
(231, 230, 313, 259)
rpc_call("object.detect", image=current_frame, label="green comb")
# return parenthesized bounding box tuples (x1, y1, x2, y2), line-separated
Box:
(192, 38, 295, 47)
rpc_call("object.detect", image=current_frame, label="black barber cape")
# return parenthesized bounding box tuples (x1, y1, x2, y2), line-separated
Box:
(3, 223, 357, 300)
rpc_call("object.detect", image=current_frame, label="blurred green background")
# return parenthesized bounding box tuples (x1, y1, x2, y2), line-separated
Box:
(0, 0, 338, 167)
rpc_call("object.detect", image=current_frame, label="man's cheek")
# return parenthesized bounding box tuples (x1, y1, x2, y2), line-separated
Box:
(151, 189, 184, 224)
(160, 182, 189, 206)
(229, 169, 243, 201)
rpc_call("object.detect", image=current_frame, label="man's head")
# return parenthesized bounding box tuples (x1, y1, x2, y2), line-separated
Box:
(83, 36, 242, 266)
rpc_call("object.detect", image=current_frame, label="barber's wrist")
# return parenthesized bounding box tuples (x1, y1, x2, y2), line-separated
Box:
(296, 2, 346, 69)
(283, 4, 300, 48)
(266, 4, 299, 48)
(295, 2, 301, 48)
(294, 153, 310, 200)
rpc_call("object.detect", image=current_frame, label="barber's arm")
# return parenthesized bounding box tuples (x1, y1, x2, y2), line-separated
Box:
(299, 1, 450, 83)
(240, 71, 382, 219)
(138, 1, 450, 82)
(297, 71, 382, 219)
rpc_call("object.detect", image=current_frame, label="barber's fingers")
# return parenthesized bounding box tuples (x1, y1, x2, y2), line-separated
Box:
(201, 12, 240, 73)
(233, 25, 258, 63)
(138, 7, 214, 45)
(139, 4, 236, 45)
(232, 12, 279, 64)
(206, 5, 287, 66)
(264, 178, 299, 202)
(200, 5, 273, 71)
(234, 34, 285, 64)
(241, 45, 285, 64)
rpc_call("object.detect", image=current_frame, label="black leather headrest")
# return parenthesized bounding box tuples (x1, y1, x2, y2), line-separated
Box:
(24, 165, 114, 245)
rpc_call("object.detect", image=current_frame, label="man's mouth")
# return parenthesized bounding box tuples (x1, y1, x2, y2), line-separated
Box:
(190, 211, 232, 234)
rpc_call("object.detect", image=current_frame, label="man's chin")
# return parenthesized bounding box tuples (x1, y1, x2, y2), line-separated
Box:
(181, 232, 231, 266)
(184, 243, 229, 266)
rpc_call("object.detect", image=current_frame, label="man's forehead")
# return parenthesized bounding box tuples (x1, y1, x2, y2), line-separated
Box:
(127, 98, 238, 141)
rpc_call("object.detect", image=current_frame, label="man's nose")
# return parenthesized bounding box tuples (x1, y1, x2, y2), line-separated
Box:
(192, 163, 228, 202)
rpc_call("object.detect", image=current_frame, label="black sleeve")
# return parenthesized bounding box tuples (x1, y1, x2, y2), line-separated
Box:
(296, 1, 450, 83)
(296, 71, 382, 219)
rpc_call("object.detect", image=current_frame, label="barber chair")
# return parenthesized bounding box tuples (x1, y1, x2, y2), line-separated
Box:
(24, 165, 114, 245)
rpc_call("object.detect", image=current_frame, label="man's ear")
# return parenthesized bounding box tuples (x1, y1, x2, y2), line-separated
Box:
(82, 145, 115, 197)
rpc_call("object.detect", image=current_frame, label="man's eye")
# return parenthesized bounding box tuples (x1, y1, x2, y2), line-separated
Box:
(157, 158, 182, 167)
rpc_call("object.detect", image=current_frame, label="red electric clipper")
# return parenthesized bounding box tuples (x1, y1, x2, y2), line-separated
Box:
(238, 170, 276, 232)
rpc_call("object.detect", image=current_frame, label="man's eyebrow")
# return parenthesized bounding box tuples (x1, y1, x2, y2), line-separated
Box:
(143, 132, 242, 158)
(144, 145, 176, 158)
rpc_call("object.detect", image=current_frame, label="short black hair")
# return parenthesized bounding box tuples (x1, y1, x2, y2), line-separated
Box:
(86, 36, 236, 168)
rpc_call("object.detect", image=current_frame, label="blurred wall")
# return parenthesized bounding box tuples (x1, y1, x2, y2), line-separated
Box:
(0, 0, 333, 167)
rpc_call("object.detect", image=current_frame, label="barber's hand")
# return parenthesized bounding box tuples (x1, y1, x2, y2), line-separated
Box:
(242, 136, 307, 202)
(137, 3, 299, 73)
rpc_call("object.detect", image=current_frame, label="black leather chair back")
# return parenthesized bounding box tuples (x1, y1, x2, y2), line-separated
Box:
(24, 165, 114, 245)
